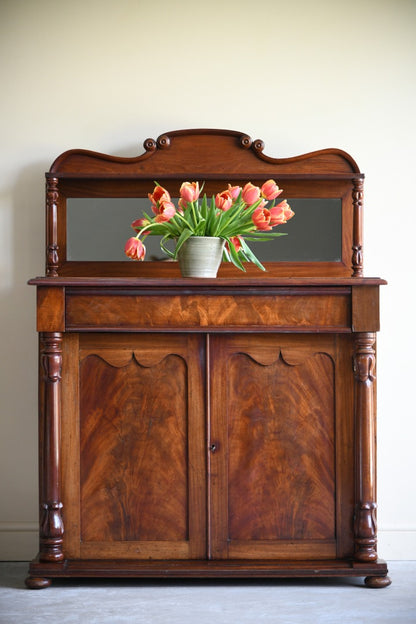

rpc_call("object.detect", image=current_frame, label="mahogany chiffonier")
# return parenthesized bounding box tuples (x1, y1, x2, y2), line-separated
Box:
(26, 129, 391, 588)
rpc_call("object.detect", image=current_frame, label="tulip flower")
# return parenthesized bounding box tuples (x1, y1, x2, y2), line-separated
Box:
(227, 184, 242, 200)
(131, 218, 150, 232)
(269, 200, 295, 226)
(178, 198, 187, 213)
(252, 207, 272, 231)
(215, 190, 233, 212)
(155, 201, 176, 222)
(180, 181, 200, 203)
(148, 185, 171, 212)
(261, 179, 283, 201)
(226, 236, 243, 253)
(242, 183, 261, 205)
(124, 237, 146, 261)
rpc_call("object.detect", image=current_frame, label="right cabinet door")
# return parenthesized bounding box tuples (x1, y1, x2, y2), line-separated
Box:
(208, 333, 355, 561)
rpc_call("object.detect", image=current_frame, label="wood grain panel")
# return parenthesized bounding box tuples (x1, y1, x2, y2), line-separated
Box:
(208, 334, 338, 560)
(227, 351, 336, 541)
(66, 293, 350, 331)
(37, 286, 65, 332)
(80, 352, 188, 542)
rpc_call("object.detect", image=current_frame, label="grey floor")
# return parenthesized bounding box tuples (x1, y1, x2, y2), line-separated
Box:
(0, 562, 415, 624)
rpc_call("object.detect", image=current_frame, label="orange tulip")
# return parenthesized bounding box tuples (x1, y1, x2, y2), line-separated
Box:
(226, 236, 243, 253)
(215, 190, 233, 211)
(180, 181, 200, 203)
(148, 185, 171, 211)
(124, 237, 146, 260)
(252, 207, 272, 231)
(261, 179, 283, 201)
(155, 201, 176, 222)
(242, 183, 261, 205)
(269, 200, 295, 226)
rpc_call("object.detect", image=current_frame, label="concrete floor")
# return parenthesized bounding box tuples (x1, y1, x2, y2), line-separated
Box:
(0, 562, 415, 623)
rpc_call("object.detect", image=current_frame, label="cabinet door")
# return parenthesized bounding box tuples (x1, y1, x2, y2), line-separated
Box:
(208, 334, 354, 560)
(61, 333, 206, 560)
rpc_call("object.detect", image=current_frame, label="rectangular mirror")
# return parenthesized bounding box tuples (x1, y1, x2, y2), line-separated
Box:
(67, 198, 342, 263)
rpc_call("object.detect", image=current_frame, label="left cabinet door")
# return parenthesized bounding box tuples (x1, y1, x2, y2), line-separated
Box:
(61, 333, 207, 560)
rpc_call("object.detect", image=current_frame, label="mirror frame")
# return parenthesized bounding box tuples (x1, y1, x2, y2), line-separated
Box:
(44, 129, 364, 278)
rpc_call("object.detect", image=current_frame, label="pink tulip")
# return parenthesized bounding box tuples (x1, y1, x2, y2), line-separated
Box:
(131, 218, 150, 232)
(124, 237, 146, 261)
(178, 198, 187, 213)
(242, 183, 261, 205)
(215, 190, 233, 212)
(269, 200, 295, 226)
(155, 201, 176, 222)
(180, 181, 200, 203)
(227, 184, 242, 200)
(261, 179, 283, 201)
(252, 207, 272, 231)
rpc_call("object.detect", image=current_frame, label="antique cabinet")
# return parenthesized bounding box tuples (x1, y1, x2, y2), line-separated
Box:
(26, 129, 390, 588)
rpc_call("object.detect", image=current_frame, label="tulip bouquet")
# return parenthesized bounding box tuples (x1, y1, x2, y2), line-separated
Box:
(124, 179, 294, 271)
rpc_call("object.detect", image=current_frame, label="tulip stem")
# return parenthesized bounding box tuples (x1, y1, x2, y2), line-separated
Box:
(174, 211, 196, 234)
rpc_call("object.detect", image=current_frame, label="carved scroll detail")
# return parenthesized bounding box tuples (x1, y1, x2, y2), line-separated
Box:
(157, 134, 171, 149)
(239, 134, 252, 149)
(143, 137, 157, 152)
(353, 333, 377, 561)
(46, 177, 59, 276)
(239, 347, 335, 369)
(39, 332, 64, 562)
(352, 178, 364, 277)
(253, 139, 265, 154)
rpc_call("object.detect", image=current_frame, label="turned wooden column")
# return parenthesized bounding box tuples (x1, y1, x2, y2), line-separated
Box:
(39, 331, 64, 562)
(352, 178, 364, 277)
(46, 177, 60, 277)
(353, 332, 377, 562)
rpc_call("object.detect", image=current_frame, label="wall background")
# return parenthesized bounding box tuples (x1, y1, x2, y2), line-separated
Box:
(1, 0, 415, 560)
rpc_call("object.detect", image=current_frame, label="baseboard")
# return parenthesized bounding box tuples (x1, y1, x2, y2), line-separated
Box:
(0, 524, 415, 561)
(0, 523, 38, 561)
(378, 530, 416, 560)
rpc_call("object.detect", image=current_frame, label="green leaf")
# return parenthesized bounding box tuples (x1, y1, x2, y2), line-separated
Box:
(240, 238, 266, 271)
(244, 232, 288, 241)
(173, 228, 193, 259)
(224, 237, 246, 272)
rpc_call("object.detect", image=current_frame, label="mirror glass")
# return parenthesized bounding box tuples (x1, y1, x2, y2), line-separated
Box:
(67, 198, 341, 262)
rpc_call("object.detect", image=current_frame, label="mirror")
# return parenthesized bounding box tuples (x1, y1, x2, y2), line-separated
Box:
(67, 198, 342, 262)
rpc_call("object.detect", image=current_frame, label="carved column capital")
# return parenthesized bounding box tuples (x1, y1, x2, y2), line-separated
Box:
(353, 333, 376, 383)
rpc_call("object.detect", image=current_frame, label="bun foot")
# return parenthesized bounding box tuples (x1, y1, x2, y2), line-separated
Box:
(25, 576, 52, 589)
(364, 575, 392, 588)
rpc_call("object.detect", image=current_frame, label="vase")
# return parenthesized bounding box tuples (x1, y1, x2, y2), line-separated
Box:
(177, 236, 225, 278)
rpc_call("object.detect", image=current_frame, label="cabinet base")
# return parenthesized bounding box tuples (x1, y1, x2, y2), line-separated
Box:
(26, 557, 391, 589)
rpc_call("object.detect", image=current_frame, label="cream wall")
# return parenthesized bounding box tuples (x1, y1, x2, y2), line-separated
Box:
(1, 0, 415, 560)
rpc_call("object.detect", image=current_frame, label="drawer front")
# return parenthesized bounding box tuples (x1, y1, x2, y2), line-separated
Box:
(66, 293, 351, 332)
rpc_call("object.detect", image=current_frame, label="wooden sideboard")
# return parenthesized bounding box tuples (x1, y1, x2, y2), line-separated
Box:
(26, 129, 390, 588)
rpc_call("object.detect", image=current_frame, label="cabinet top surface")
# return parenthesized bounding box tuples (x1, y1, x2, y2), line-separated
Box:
(28, 276, 387, 288)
